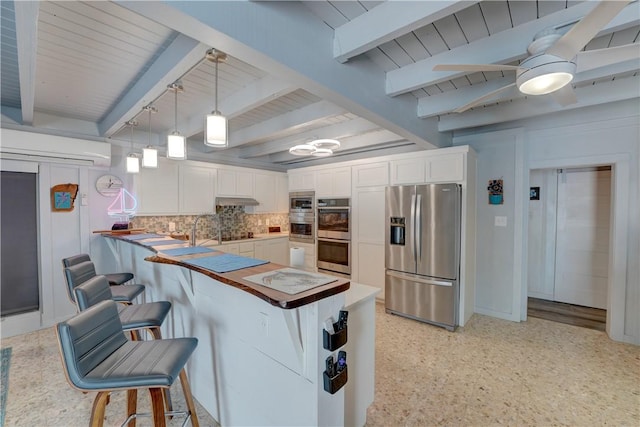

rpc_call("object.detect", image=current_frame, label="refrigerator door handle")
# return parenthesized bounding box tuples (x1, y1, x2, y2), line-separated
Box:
(410, 193, 417, 260)
(416, 193, 422, 259)
(386, 270, 453, 287)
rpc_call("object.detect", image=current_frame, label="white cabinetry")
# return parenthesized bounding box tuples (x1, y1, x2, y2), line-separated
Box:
(426, 153, 464, 182)
(218, 243, 239, 255)
(316, 166, 351, 197)
(239, 241, 255, 258)
(135, 157, 179, 215)
(390, 158, 425, 185)
(276, 174, 289, 212)
(353, 162, 389, 187)
(289, 241, 315, 271)
(288, 171, 315, 191)
(352, 187, 386, 299)
(217, 168, 253, 197)
(254, 238, 289, 265)
(179, 165, 215, 214)
(253, 172, 276, 213)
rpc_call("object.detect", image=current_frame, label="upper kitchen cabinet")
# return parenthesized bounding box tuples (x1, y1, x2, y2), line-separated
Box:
(217, 168, 254, 198)
(250, 171, 288, 213)
(134, 157, 179, 215)
(288, 170, 315, 192)
(180, 165, 215, 214)
(390, 149, 466, 185)
(353, 162, 389, 187)
(315, 167, 351, 198)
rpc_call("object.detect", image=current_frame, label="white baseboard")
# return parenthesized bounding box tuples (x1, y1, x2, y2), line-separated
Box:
(474, 306, 519, 322)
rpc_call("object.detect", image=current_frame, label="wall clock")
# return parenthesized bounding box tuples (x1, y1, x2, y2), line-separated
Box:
(96, 174, 123, 197)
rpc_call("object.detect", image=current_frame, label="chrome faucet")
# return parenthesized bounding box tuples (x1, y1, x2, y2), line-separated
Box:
(190, 213, 215, 246)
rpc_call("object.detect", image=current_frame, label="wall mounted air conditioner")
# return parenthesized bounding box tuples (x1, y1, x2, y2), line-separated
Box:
(0, 128, 111, 167)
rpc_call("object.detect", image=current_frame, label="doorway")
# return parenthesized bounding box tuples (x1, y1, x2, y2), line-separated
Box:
(527, 166, 611, 329)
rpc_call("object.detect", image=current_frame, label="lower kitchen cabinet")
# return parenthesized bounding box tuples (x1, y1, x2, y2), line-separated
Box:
(218, 243, 240, 255)
(288, 241, 315, 271)
(254, 237, 289, 265)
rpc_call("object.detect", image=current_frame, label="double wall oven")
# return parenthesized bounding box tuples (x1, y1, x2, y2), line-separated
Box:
(317, 198, 351, 277)
(289, 191, 315, 243)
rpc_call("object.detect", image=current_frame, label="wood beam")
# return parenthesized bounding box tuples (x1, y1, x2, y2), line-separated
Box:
(14, 1, 39, 126)
(419, 58, 640, 118)
(386, 2, 639, 96)
(438, 76, 640, 131)
(226, 100, 346, 148)
(236, 117, 381, 158)
(333, 1, 477, 63)
(99, 34, 206, 137)
(116, 0, 447, 148)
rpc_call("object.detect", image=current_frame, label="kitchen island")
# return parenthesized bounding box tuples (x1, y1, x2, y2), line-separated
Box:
(101, 233, 378, 426)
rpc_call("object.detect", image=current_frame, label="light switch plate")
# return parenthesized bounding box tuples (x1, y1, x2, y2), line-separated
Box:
(494, 216, 507, 227)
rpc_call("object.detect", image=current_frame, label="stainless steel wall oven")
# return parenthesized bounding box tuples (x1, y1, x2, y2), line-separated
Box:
(317, 198, 351, 276)
(289, 191, 315, 243)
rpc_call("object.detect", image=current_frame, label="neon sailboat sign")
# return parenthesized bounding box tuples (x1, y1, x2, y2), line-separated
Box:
(107, 187, 138, 221)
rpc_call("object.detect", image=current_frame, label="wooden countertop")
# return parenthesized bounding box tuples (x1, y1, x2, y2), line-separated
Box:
(103, 234, 350, 309)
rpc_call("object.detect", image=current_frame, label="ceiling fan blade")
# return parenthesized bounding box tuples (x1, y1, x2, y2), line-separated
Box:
(546, 1, 630, 61)
(454, 83, 517, 113)
(433, 64, 521, 72)
(576, 43, 640, 73)
(552, 84, 578, 107)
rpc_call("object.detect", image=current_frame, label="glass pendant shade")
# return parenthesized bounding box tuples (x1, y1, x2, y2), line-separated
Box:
(205, 112, 228, 147)
(126, 154, 140, 174)
(142, 146, 158, 168)
(167, 132, 186, 160)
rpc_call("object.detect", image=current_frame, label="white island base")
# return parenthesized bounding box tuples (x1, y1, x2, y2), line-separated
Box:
(103, 237, 379, 426)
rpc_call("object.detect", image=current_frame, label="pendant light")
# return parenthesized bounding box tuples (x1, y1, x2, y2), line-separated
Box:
(289, 138, 341, 157)
(125, 120, 140, 174)
(142, 104, 158, 168)
(167, 81, 186, 160)
(204, 49, 228, 148)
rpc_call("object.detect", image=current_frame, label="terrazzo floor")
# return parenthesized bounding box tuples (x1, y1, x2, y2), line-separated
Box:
(1, 302, 639, 426)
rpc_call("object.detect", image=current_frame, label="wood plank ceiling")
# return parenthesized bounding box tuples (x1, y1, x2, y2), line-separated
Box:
(1, 1, 638, 170)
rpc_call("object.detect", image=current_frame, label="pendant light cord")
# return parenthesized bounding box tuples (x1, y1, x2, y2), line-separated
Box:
(214, 58, 219, 114)
(174, 88, 178, 132)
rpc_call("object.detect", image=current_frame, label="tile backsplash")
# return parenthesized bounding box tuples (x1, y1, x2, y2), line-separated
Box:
(130, 207, 289, 241)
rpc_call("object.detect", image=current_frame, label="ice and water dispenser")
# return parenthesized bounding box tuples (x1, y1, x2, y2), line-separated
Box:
(389, 217, 405, 246)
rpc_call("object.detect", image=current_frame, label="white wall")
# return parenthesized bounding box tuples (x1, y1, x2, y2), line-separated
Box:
(454, 99, 640, 344)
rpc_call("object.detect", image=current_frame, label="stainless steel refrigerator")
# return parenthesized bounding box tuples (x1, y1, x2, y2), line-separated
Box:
(385, 183, 461, 330)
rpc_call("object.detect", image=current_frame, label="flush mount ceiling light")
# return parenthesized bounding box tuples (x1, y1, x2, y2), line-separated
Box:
(204, 49, 228, 148)
(125, 120, 139, 174)
(141, 104, 158, 168)
(289, 138, 341, 157)
(167, 81, 186, 160)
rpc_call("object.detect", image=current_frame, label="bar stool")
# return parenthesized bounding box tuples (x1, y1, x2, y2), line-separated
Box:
(74, 274, 175, 413)
(56, 299, 199, 427)
(63, 261, 144, 305)
(74, 275, 171, 340)
(62, 253, 135, 286)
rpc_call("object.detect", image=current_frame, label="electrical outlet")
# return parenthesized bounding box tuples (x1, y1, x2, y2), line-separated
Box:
(80, 193, 88, 206)
(258, 219, 262, 225)
(265, 219, 270, 226)
(494, 216, 507, 227)
(169, 222, 176, 232)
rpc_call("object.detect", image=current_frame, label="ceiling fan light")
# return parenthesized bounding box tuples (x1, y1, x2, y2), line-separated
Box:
(519, 72, 573, 95)
(205, 112, 228, 147)
(311, 147, 333, 157)
(126, 153, 140, 174)
(289, 144, 316, 156)
(167, 132, 187, 160)
(311, 138, 341, 150)
(142, 146, 158, 168)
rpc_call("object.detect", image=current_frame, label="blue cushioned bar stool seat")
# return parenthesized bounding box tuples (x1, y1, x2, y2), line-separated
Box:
(74, 275, 171, 340)
(56, 300, 199, 427)
(63, 261, 144, 305)
(62, 253, 135, 286)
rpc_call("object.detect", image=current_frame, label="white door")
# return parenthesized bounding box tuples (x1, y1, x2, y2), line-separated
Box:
(554, 167, 611, 309)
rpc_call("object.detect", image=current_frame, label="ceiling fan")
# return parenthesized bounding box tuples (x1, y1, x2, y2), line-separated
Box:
(433, 1, 639, 113)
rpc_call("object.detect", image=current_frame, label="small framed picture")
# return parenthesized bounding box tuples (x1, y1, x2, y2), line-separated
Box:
(51, 183, 78, 212)
(530, 187, 540, 201)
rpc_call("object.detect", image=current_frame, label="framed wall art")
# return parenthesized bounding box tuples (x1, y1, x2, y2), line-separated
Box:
(51, 183, 79, 212)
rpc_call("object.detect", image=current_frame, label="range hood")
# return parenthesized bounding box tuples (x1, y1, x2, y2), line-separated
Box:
(215, 197, 259, 207)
